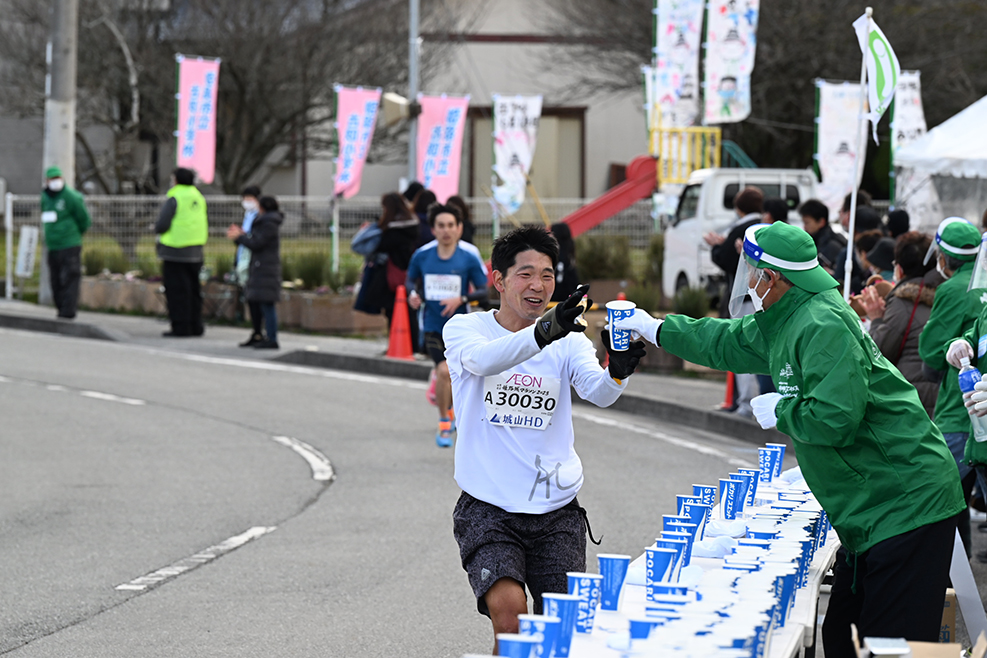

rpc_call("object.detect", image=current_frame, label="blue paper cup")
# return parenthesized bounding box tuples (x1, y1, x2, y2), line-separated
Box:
(664, 522, 697, 565)
(681, 501, 711, 541)
(758, 448, 778, 483)
(597, 553, 631, 611)
(676, 494, 703, 516)
(729, 472, 752, 516)
(765, 442, 787, 477)
(645, 546, 678, 593)
(517, 613, 561, 658)
(628, 617, 656, 640)
(654, 537, 688, 580)
(542, 593, 580, 657)
(647, 582, 688, 597)
(692, 483, 717, 507)
(719, 478, 743, 520)
(738, 468, 761, 505)
(662, 514, 692, 534)
(566, 572, 603, 634)
(606, 300, 637, 351)
(496, 633, 539, 658)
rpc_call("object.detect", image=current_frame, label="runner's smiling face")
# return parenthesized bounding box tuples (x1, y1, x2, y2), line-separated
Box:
(495, 249, 556, 325)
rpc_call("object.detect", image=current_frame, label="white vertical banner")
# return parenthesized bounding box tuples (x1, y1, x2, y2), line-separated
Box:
(703, 0, 760, 125)
(491, 94, 542, 216)
(654, 0, 705, 128)
(815, 81, 868, 220)
(853, 11, 901, 143)
(892, 71, 941, 231)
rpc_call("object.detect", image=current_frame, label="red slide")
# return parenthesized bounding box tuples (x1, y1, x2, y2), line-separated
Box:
(562, 155, 657, 237)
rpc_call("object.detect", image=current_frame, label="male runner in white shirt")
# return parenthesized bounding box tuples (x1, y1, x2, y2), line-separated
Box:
(443, 226, 646, 652)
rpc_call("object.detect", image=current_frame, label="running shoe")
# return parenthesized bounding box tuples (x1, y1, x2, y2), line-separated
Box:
(448, 407, 456, 432)
(436, 419, 454, 448)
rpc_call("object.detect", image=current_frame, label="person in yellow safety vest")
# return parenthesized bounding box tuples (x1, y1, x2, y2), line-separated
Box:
(155, 167, 208, 337)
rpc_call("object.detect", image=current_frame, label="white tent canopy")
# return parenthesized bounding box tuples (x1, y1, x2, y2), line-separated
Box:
(896, 94, 987, 178)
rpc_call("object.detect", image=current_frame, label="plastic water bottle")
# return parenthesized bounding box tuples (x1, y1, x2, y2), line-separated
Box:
(958, 357, 987, 443)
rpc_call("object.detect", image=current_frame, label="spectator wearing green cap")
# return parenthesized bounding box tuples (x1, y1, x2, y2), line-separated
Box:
(918, 217, 984, 556)
(614, 220, 964, 657)
(40, 166, 91, 319)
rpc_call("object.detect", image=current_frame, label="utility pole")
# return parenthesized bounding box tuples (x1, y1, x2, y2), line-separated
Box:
(408, 0, 419, 182)
(40, 0, 79, 306)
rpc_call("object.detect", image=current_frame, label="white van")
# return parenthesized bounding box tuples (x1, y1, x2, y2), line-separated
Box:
(661, 168, 819, 301)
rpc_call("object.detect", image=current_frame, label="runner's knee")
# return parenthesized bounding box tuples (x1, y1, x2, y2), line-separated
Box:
(484, 578, 526, 633)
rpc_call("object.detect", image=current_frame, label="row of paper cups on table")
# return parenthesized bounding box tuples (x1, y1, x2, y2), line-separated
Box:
(493, 552, 634, 658)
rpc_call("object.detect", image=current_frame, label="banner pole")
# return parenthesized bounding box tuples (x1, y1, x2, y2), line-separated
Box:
(844, 7, 872, 302)
(4, 193, 12, 300)
(331, 194, 340, 276)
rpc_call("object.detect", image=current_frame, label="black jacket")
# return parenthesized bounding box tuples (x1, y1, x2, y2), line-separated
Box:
(710, 213, 763, 277)
(235, 210, 282, 303)
(812, 223, 848, 271)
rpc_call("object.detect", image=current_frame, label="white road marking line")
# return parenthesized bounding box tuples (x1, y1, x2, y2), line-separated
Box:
(80, 391, 146, 406)
(115, 526, 276, 592)
(572, 408, 756, 467)
(46, 384, 67, 391)
(271, 435, 335, 482)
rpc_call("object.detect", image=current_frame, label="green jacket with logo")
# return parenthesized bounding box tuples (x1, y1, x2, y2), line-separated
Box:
(40, 187, 90, 252)
(661, 287, 964, 554)
(918, 261, 980, 433)
(960, 302, 987, 465)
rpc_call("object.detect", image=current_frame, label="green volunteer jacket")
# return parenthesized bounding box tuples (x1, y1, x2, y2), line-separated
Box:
(919, 261, 979, 434)
(661, 286, 964, 554)
(40, 187, 91, 252)
(960, 300, 987, 466)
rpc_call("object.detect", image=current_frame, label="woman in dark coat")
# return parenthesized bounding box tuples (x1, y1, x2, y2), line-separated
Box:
(227, 195, 283, 349)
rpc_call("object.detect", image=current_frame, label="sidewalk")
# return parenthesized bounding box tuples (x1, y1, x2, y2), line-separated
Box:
(0, 299, 786, 447)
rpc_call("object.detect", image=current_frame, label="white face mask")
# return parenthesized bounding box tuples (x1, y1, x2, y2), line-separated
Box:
(937, 259, 948, 280)
(242, 200, 258, 211)
(747, 271, 770, 313)
(48, 179, 64, 192)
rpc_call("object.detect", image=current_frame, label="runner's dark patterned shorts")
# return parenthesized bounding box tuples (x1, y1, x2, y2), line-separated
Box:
(424, 332, 446, 365)
(452, 490, 586, 617)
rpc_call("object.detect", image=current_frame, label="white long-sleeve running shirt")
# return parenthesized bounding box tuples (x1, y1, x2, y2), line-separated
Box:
(443, 309, 626, 514)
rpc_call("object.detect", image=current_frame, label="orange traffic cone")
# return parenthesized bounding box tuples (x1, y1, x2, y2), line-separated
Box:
(386, 285, 414, 360)
(719, 371, 736, 410)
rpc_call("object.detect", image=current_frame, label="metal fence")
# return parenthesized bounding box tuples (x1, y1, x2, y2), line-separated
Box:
(2, 194, 658, 293)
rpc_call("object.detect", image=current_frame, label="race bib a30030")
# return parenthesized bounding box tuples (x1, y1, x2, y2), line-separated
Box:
(482, 371, 560, 431)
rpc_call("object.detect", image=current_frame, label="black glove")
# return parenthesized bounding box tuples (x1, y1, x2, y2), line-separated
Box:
(603, 329, 646, 381)
(534, 284, 592, 348)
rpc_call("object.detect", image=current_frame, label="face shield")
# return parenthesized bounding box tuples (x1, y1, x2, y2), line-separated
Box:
(729, 223, 773, 318)
(968, 235, 987, 293)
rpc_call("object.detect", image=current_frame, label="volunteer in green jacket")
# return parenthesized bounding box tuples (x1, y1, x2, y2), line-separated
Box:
(155, 167, 208, 337)
(41, 166, 91, 319)
(614, 222, 964, 658)
(917, 217, 983, 556)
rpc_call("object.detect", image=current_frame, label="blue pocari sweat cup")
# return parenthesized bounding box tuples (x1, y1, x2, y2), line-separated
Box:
(692, 483, 717, 507)
(496, 633, 539, 658)
(681, 501, 712, 540)
(737, 468, 761, 506)
(765, 442, 787, 477)
(606, 300, 637, 351)
(597, 553, 631, 611)
(517, 613, 561, 658)
(542, 593, 580, 657)
(645, 546, 678, 597)
(758, 448, 779, 483)
(719, 478, 743, 520)
(567, 572, 603, 634)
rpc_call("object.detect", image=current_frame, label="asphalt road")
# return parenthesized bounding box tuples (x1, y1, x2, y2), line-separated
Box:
(0, 327, 794, 657)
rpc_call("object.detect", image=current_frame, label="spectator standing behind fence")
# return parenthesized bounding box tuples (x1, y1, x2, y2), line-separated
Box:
(858, 232, 940, 417)
(227, 196, 282, 350)
(235, 185, 263, 347)
(40, 166, 90, 319)
(155, 167, 207, 337)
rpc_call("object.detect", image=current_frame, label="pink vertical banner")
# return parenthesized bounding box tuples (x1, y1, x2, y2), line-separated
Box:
(333, 85, 382, 198)
(175, 54, 221, 184)
(416, 94, 470, 202)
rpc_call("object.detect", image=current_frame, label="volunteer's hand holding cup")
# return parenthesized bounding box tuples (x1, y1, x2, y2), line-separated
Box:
(612, 308, 664, 346)
(534, 284, 592, 348)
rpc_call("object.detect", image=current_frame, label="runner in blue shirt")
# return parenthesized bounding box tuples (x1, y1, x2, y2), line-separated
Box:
(407, 203, 489, 447)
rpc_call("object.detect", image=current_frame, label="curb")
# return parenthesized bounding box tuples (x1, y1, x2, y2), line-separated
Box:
(0, 312, 127, 342)
(274, 349, 791, 449)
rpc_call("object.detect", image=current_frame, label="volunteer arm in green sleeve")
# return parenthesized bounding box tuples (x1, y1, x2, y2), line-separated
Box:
(71, 190, 91, 235)
(918, 277, 967, 371)
(659, 314, 771, 376)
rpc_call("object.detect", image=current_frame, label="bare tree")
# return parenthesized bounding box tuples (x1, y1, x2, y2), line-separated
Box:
(539, 0, 987, 186)
(0, 0, 466, 193)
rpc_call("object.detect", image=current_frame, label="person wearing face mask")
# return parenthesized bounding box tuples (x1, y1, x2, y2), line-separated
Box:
(614, 221, 964, 657)
(235, 185, 263, 347)
(40, 166, 91, 319)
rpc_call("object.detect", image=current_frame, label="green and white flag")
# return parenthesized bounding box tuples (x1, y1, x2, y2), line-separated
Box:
(853, 12, 900, 143)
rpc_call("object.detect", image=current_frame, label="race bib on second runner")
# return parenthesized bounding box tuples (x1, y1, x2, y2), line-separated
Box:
(483, 371, 561, 431)
(424, 273, 461, 301)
